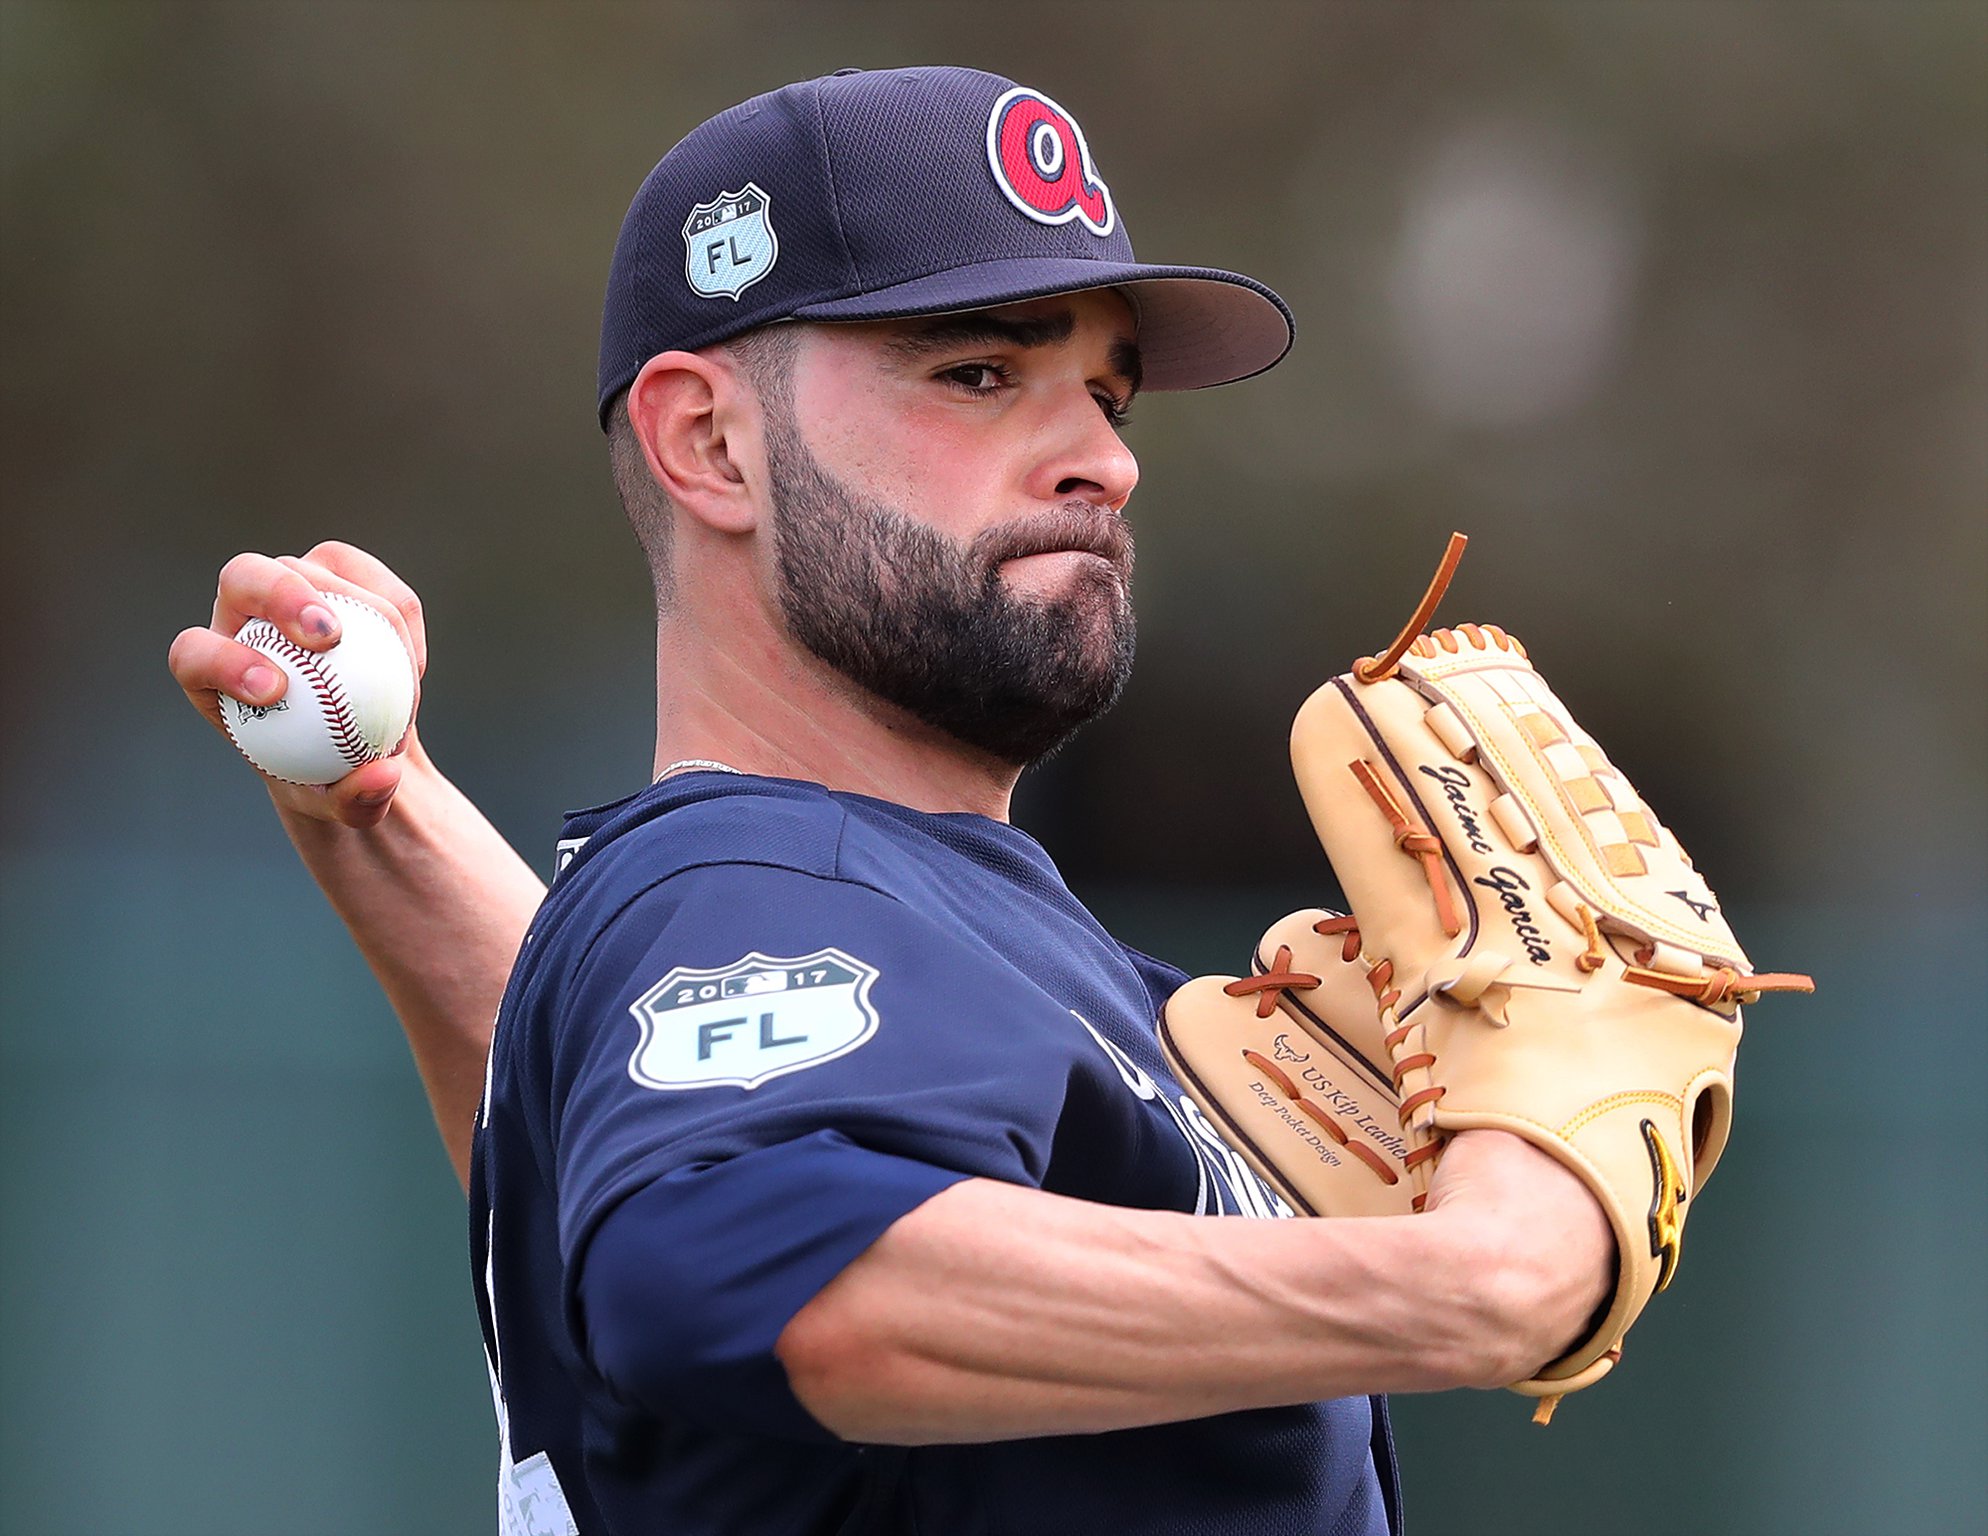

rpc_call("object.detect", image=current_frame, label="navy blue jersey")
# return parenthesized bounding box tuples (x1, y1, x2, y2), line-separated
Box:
(471, 774, 1401, 1536)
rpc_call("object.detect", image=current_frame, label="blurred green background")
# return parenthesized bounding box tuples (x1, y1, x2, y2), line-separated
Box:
(2, 2, 1983, 1532)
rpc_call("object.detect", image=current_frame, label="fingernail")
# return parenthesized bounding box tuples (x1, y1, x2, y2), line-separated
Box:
(301, 603, 339, 639)
(242, 663, 280, 701)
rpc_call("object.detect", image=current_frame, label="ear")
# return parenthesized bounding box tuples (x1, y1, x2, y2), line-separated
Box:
(624, 350, 761, 534)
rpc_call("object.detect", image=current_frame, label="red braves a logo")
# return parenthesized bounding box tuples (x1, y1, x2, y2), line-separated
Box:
(985, 86, 1115, 236)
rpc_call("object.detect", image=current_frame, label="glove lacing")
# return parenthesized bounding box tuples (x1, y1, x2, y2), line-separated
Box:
(1221, 922, 1447, 1200)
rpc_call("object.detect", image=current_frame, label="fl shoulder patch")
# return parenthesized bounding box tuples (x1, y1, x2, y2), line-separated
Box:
(626, 949, 881, 1091)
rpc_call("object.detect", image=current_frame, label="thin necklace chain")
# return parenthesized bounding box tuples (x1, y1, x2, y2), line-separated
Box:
(654, 758, 746, 784)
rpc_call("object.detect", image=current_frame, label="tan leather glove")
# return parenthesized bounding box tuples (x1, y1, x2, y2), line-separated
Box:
(1160, 535, 1812, 1421)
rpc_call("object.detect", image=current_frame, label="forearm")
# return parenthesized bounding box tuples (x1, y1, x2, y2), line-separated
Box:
(274, 742, 545, 1187)
(777, 1175, 1531, 1444)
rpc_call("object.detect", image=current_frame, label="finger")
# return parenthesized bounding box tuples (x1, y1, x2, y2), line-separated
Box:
(299, 540, 429, 675)
(276, 552, 423, 683)
(168, 625, 288, 726)
(212, 552, 343, 651)
(274, 556, 423, 746)
(226, 728, 406, 828)
(320, 755, 406, 827)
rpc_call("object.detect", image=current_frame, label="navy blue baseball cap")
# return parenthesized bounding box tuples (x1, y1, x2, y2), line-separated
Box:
(597, 65, 1294, 426)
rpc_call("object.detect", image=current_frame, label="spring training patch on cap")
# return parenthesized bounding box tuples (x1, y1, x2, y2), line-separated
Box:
(682, 182, 778, 300)
(985, 86, 1115, 237)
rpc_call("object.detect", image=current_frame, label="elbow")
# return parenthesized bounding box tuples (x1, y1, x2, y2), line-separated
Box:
(776, 1288, 957, 1446)
(775, 1290, 904, 1443)
(579, 1141, 975, 1441)
(774, 1294, 859, 1423)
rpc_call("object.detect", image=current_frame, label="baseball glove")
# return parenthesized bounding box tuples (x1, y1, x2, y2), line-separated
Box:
(1159, 534, 1811, 1422)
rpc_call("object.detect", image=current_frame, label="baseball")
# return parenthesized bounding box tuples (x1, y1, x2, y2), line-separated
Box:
(220, 592, 416, 785)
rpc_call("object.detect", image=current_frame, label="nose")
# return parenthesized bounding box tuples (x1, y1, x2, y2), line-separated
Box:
(1026, 388, 1140, 512)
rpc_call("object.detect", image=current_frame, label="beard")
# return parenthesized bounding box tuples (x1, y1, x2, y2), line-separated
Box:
(764, 415, 1136, 768)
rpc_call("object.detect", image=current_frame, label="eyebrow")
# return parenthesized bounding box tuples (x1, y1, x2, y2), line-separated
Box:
(886, 309, 1144, 394)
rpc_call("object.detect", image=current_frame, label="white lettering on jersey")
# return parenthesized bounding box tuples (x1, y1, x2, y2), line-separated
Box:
(1072, 1009, 1160, 1099)
(1179, 1095, 1290, 1219)
(1071, 1011, 1293, 1219)
(499, 1451, 578, 1536)
(484, 1213, 579, 1536)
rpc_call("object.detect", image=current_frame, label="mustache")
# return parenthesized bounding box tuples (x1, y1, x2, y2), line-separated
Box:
(970, 506, 1134, 571)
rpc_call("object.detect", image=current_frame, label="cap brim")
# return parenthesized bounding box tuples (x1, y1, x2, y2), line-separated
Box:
(790, 257, 1293, 390)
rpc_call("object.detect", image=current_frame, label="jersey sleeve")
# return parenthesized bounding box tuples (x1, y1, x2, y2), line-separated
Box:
(539, 860, 1089, 1441)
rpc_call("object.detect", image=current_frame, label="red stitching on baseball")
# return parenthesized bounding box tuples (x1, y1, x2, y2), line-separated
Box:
(296, 650, 370, 764)
(237, 622, 374, 768)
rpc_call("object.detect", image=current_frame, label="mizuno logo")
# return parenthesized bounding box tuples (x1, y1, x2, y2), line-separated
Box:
(1642, 1118, 1687, 1292)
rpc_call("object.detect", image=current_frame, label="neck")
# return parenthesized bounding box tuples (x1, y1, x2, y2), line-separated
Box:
(650, 611, 1022, 820)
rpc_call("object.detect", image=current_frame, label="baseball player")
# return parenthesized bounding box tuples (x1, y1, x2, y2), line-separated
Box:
(171, 67, 1612, 1535)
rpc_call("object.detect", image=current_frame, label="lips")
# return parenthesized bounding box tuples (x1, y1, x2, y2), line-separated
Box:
(981, 508, 1133, 571)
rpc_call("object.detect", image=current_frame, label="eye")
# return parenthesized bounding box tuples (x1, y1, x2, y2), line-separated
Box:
(1094, 391, 1133, 430)
(938, 362, 1012, 395)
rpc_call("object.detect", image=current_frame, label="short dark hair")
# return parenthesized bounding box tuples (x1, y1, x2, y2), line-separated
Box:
(605, 324, 801, 607)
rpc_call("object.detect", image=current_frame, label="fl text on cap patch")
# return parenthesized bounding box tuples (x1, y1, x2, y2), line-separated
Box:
(683, 182, 779, 300)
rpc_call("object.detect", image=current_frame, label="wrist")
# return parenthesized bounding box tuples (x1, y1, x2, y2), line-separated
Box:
(1395, 1204, 1535, 1388)
(1393, 1198, 1606, 1389)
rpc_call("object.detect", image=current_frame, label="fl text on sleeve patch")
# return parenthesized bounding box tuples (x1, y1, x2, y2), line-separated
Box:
(626, 949, 881, 1091)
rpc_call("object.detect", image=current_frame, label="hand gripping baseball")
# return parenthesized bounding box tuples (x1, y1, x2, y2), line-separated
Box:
(168, 542, 428, 826)
(1160, 535, 1812, 1422)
